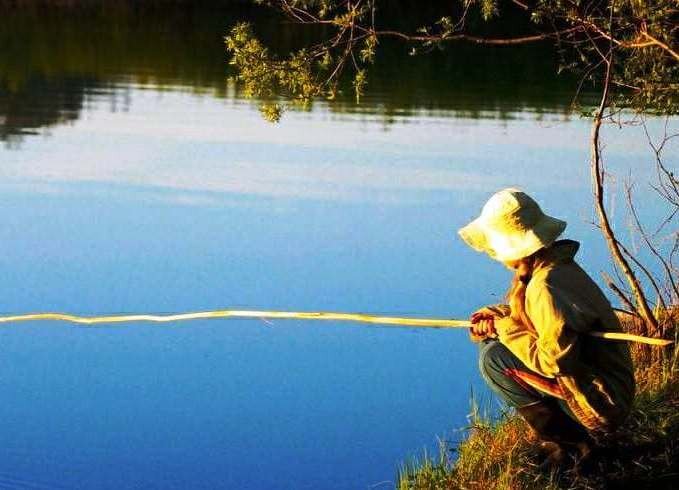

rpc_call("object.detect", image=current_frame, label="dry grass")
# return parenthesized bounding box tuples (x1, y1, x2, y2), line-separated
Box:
(398, 318, 678, 489)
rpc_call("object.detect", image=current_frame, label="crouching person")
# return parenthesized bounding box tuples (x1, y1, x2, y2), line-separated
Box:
(458, 188, 635, 466)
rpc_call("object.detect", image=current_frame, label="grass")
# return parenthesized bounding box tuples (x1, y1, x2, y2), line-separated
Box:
(398, 316, 679, 489)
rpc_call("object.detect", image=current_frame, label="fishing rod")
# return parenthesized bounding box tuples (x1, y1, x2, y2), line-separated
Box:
(0, 309, 671, 346)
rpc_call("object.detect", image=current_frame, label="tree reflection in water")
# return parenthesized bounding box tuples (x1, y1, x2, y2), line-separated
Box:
(0, 3, 591, 145)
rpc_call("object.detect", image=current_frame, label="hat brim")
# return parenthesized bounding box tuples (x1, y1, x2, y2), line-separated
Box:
(458, 215, 567, 262)
(458, 216, 489, 254)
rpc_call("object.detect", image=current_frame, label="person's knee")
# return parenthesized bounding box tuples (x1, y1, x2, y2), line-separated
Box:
(478, 341, 511, 380)
(478, 341, 544, 408)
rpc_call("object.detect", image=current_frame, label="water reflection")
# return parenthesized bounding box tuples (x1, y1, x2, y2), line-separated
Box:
(0, 5, 592, 145)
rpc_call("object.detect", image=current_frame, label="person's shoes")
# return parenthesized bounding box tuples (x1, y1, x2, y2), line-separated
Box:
(518, 399, 595, 471)
(537, 440, 567, 468)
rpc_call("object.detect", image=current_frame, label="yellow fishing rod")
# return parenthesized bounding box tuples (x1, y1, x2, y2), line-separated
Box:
(0, 309, 671, 346)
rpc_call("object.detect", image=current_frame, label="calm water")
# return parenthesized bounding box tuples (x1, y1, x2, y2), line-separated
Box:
(0, 5, 674, 489)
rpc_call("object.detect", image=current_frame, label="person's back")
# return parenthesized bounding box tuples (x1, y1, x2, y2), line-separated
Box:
(527, 240, 635, 431)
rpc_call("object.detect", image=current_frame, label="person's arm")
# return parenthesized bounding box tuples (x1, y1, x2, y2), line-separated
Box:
(494, 285, 580, 378)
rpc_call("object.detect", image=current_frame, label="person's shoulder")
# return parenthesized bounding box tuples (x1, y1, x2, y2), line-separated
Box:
(526, 261, 578, 300)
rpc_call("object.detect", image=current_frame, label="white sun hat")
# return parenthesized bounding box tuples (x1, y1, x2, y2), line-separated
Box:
(458, 188, 567, 262)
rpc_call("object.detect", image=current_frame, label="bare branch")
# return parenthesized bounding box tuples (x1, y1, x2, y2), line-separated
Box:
(602, 271, 638, 315)
(639, 31, 679, 62)
(368, 27, 583, 45)
(626, 184, 679, 304)
(590, 49, 660, 335)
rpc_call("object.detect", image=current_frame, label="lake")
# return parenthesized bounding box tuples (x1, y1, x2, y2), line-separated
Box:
(0, 4, 672, 489)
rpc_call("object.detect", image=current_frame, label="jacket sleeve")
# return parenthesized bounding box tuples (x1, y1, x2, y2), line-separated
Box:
(495, 284, 580, 378)
(473, 304, 512, 318)
(468, 304, 512, 343)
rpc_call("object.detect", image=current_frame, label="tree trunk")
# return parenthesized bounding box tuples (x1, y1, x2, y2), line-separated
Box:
(590, 57, 661, 336)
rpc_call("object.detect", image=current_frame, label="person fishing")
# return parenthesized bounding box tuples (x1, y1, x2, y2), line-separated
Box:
(459, 188, 635, 466)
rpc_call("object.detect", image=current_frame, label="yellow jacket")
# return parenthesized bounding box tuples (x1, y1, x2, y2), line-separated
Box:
(490, 240, 635, 432)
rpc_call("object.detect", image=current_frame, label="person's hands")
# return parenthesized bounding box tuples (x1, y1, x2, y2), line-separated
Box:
(469, 312, 498, 341)
(467, 304, 510, 342)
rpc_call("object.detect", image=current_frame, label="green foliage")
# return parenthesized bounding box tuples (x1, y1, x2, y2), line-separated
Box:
(480, 0, 499, 21)
(533, 0, 679, 114)
(225, 2, 377, 118)
(259, 103, 283, 122)
(225, 22, 322, 113)
(359, 34, 377, 63)
(226, 0, 677, 120)
(398, 444, 456, 490)
(352, 69, 367, 102)
(398, 403, 550, 489)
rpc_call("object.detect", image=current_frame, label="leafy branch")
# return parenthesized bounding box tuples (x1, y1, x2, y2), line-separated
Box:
(226, 0, 678, 119)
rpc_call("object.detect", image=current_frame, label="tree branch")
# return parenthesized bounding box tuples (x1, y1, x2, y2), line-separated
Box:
(602, 271, 638, 315)
(639, 31, 679, 62)
(626, 184, 679, 304)
(368, 27, 582, 45)
(590, 51, 661, 335)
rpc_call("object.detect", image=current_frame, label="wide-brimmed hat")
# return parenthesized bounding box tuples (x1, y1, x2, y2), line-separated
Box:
(458, 188, 567, 262)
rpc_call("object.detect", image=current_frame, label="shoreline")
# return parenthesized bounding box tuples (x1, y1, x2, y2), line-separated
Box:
(399, 315, 678, 489)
